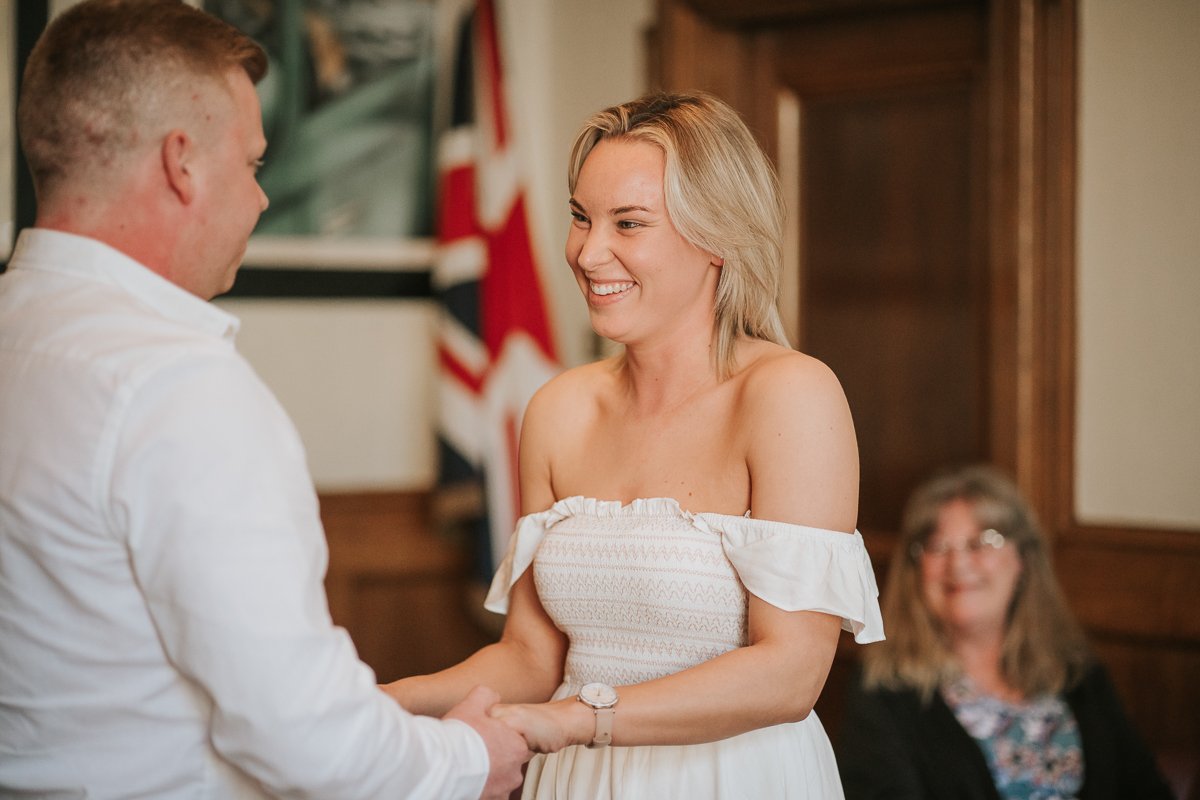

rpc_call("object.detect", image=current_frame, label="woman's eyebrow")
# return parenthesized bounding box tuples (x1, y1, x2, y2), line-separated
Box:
(568, 199, 655, 216)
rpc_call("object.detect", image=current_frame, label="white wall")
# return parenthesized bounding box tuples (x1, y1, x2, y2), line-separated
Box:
(216, 299, 440, 490)
(507, 0, 656, 367)
(1076, 0, 1200, 528)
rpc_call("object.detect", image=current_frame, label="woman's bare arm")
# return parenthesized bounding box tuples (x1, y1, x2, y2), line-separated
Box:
(381, 380, 569, 715)
(381, 570, 566, 715)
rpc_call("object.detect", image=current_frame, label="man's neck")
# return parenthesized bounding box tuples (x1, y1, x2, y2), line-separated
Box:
(36, 183, 179, 282)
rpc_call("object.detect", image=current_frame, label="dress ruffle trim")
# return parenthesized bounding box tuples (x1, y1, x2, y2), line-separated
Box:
(483, 496, 885, 644)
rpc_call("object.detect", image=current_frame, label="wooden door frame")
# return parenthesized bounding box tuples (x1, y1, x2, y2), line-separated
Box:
(987, 0, 1074, 525)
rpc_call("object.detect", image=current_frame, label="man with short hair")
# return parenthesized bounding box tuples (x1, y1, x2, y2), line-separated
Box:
(0, 1, 529, 797)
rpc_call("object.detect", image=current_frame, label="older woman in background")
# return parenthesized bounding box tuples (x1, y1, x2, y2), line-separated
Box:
(837, 464, 1172, 800)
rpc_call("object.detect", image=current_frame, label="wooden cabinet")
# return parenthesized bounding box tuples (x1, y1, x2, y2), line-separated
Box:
(320, 492, 496, 683)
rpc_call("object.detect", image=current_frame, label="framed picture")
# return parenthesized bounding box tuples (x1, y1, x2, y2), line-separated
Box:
(205, 0, 439, 297)
(4, 0, 437, 295)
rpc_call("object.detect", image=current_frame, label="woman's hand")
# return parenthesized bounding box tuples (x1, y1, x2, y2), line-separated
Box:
(489, 699, 592, 754)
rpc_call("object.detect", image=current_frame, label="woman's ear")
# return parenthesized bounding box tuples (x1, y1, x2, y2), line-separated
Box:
(161, 129, 195, 204)
(711, 255, 725, 268)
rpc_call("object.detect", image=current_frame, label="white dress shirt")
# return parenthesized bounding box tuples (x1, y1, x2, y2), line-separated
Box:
(0, 229, 488, 799)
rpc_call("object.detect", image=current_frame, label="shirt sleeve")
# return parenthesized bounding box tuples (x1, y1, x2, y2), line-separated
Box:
(106, 351, 488, 800)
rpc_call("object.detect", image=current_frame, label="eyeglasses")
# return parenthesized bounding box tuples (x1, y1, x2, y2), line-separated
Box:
(911, 528, 1007, 559)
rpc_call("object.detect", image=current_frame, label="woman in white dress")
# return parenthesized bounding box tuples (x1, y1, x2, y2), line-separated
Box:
(384, 91, 884, 798)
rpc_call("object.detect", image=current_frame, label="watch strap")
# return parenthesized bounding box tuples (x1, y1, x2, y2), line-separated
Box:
(589, 707, 614, 748)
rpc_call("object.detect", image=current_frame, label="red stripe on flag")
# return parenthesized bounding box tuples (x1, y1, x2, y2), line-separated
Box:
(438, 345, 486, 395)
(481, 194, 556, 361)
(435, 0, 562, 570)
(436, 164, 479, 244)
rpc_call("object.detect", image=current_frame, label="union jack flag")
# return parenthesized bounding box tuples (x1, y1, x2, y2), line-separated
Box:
(433, 0, 559, 579)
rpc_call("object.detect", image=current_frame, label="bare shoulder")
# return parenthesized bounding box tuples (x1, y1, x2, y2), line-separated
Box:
(519, 358, 617, 513)
(524, 357, 615, 426)
(736, 341, 859, 531)
(519, 357, 615, 457)
(737, 342, 849, 417)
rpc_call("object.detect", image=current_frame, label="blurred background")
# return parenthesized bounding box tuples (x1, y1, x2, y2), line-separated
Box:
(3, 0, 1197, 792)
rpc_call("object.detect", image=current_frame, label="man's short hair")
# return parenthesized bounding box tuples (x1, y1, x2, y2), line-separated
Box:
(18, 0, 267, 192)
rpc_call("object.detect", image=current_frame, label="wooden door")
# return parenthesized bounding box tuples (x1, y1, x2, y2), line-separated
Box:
(657, 2, 992, 539)
(785, 7, 990, 534)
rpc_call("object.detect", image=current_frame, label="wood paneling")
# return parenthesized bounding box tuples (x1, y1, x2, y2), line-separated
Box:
(1092, 636, 1200, 779)
(800, 79, 987, 531)
(320, 492, 495, 683)
(660, 2, 993, 532)
(1055, 535, 1200, 756)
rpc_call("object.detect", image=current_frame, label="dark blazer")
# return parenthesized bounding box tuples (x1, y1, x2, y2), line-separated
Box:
(835, 662, 1174, 800)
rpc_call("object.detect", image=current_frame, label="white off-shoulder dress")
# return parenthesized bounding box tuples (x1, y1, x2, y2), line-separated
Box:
(484, 496, 885, 800)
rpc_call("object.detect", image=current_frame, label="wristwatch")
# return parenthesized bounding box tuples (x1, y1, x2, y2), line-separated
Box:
(577, 682, 619, 748)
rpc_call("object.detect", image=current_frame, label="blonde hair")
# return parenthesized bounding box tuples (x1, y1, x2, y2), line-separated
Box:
(863, 464, 1092, 701)
(19, 0, 267, 195)
(568, 92, 789, 379)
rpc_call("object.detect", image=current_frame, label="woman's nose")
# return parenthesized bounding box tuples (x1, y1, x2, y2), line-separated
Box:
(575, 227, 613, 271)
(945, 547, 974, 576)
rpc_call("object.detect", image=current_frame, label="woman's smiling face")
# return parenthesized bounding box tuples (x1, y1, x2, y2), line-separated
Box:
(919, 498, 1024, 641)
(565, 138, 722, 345)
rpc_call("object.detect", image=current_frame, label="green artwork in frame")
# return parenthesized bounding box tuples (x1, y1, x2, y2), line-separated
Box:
(207, 0, 437, 270)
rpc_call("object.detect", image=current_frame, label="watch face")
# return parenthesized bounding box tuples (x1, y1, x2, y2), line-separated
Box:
(579, 682, 618, 708)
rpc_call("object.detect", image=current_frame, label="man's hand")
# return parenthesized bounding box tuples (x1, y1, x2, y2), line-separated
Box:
(488, 700, 587, 755)
(444, 685, 532, 800)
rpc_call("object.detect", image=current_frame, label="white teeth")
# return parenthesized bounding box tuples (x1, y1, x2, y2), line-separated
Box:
(590, 281, 634, 296)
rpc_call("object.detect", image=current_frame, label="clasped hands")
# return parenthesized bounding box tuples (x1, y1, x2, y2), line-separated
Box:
(487, 697, 593, 754)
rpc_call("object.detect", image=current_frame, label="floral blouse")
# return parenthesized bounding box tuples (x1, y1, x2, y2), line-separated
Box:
(942, 676, 1084, 800)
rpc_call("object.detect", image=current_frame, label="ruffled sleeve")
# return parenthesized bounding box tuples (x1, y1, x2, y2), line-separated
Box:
(692, 513, 885, 644)
(482, 498, 579, 614)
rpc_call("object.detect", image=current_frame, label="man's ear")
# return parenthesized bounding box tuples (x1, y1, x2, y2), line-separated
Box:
(161, 129, 195, 204)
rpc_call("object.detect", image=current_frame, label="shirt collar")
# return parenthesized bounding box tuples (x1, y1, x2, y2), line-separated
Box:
(9, 228, 241, 341)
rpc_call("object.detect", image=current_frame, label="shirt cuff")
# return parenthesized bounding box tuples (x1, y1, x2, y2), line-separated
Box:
(433, 717, 490, 799)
